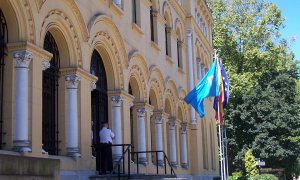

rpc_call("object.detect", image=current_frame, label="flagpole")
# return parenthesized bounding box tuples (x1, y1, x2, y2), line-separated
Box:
(218, 107, 224, 180)
(224, 123, 229, 179)
(222, 125, 227, 180)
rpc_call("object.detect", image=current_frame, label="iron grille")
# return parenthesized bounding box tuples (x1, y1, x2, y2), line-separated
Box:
(42, 32, 60, 155)
(0, 9, 7, 149)
(90, 50, 108, 169)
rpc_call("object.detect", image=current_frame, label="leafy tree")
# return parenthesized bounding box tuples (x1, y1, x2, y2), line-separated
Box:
(207, 0, 300, 175)
(244, 149, 258, 177)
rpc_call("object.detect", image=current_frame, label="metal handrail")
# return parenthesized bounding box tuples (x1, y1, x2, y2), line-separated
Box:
(131, 150, 177, 178)
(110, 144, 131, 180)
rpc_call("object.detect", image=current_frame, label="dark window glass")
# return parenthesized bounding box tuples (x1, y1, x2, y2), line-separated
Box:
(42, 32, 60, 155)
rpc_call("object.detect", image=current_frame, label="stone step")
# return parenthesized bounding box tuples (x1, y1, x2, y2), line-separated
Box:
(90, 174, 182, 180)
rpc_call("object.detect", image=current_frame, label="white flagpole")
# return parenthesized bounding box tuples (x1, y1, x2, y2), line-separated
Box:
(218, 106, 224, 180)
(222, 125, 227, 180)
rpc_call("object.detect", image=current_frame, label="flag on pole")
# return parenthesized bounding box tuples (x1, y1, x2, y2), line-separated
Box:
(213, 60, 229, 125)
(184, 59, 220, 118)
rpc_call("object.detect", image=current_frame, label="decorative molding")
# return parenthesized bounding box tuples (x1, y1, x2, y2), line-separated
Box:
(90, 82, 96, 91)
(13, 50, 32, 68)
(155, 115, 163, 124)
(41, 9, 82, 66)
(137, 108, 146, 117)
(65, 74, 81, 89)
(42, 60, 50, 71)
(111, 96, 123, 106)
(168, 119, 176, 128)
(60, 68, 98, 83)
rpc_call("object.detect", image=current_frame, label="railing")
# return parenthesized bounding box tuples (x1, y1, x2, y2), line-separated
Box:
(109, 144, 177, 180)
(110, 144, 131, 179)
(131, 150, 176, 177)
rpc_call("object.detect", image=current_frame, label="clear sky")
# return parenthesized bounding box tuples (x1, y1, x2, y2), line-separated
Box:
(270, 0, 300, 61)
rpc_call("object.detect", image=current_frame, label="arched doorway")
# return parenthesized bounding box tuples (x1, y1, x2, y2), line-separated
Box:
(0, 9, 7, 149)
(90, 50, 108, 172)
(42, 32, 60, 155)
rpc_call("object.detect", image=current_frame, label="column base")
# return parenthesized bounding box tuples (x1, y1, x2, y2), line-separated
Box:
(66, 147, 81, 157)
(170, 161, 177, 168)
(138, 157, 148, 166)
(13, 140, 32, 152)
(181, 163, 189, 169)
(190, 119, 197, 125)
(156, 160, 165, 167)
(113, 154, 123, 162)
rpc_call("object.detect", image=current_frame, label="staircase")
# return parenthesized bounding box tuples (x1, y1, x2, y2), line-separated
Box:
(90, 174, 178, 180)
(91, 144, 180, 180)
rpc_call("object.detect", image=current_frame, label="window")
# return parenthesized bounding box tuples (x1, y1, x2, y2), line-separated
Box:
(132, 0, 140, 26)
(0, 9, 7, 149)
(42, 32, 60, 155)
(177, 39, 182, 68)
(165, 25, 169, 56)
(150, 6, 154, 42)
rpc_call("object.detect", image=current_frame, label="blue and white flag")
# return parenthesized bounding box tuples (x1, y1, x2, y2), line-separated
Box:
(184, 59, 220, 118)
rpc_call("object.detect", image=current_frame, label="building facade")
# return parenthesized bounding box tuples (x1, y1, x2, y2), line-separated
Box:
(0, 0, 218, 179)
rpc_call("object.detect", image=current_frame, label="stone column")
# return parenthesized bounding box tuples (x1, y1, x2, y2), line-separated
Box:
(181, 123, 188, 169)
(114, 0, 122, 7)
(201, 63, 206, 79)
(168, 119, 177, 167)
(186, 29, 196, 124)
(155, 115, 164, 166)
(196, 59, 202, 80)
(65, 74, 81, 157)
(137, 107, 147, 164)
(13, 50, 32, 152)
(111, 96, 123, 161)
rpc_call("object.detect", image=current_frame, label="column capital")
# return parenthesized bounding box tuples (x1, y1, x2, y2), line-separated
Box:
(181, 122, 187, 133)
(14, 50, 32, 68)
(42, 60, 50, 71)
(111, 96, 123, 106)
(177, 40, 183, 46)
(186, 29, 192, 37)
(168, 119, 176, 129)
(65, 74, 81, 89)
(137, 108, 146, 117)
(90, 82, 97, 91)
(155, 115, 163, 124)
(151, 9, 159, 17)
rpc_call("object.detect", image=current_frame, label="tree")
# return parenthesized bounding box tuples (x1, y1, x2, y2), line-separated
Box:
(245, 149, 258, 177)
(207, 0, 300, 175)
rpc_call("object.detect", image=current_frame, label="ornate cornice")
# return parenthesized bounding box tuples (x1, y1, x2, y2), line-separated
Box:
(7, 41, 53, 61)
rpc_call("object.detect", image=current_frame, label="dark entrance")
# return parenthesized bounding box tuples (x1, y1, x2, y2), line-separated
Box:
(0, 9, 7, 149)
(42, 32, 60, 155)
(90, 50, 108, 172)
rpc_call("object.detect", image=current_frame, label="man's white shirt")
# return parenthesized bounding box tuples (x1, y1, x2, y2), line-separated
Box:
(100, 127, 115, 143)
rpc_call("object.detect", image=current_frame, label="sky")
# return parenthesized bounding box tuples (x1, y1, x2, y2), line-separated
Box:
(270, 0, 300, 60)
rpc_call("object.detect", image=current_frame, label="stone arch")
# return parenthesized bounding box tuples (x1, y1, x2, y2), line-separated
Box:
(174, 18, 184, 42)
(0, 0, 30, 42)
(164, 78, 178, 116)
(162, 1, 173, 28)
(40, 9, 82, 67)
(128, 51, 149, 102)
(88, 15, 128, 90)
(148, 65, 165, 110)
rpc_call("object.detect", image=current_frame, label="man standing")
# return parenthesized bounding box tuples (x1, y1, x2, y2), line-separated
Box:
(99, 122, 115, 174)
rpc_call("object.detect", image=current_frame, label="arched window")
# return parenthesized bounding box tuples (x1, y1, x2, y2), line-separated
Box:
(0, 9, 8, 149)
(91, 50, 108, 156)
(42, 32, 60, 155)
(150, 6, 154, 42)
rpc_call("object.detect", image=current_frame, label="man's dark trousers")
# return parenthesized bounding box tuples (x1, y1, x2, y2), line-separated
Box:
(100, 142, 113, 174)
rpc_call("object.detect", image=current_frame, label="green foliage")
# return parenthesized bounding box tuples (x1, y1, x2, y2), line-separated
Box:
(233, 171, 244, 177)
(245, 150, 258, 177)
(207, 0, 300, 175)
(252, 174, 278, 180)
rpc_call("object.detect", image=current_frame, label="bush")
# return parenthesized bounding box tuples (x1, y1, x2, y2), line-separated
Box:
(252, 174, 278, 180)
(228, 175, 248, 180)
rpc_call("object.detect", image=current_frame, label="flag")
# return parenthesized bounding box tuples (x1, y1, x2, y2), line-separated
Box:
(213, 60, 229, 125)
(184, 59, 220, 118)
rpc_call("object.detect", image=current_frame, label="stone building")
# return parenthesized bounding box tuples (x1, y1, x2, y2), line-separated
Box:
(0, 0, 218, 179)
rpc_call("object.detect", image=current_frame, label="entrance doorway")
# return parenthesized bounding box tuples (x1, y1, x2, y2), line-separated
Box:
(90, 50, 108, 172)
